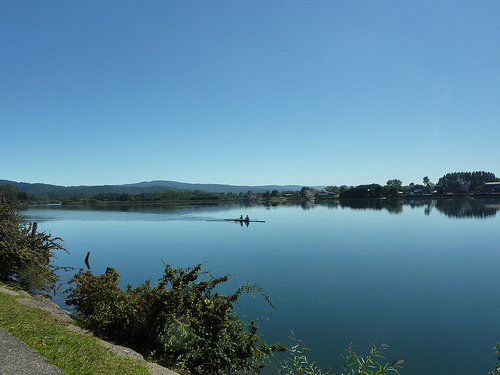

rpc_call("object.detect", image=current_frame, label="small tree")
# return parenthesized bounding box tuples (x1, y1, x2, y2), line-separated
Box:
(0, 192, 70, 291)
(422, 176, 434, 194)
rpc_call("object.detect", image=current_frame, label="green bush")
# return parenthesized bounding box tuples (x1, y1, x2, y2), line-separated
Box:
(65, 263, 285, 375)
(0, 192, 69, 292)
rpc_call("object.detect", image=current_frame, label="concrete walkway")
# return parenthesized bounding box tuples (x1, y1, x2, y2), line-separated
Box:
(0, 327, 68, 375)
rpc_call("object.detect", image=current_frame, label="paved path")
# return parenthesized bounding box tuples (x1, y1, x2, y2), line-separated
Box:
(0, 327, 68, 375)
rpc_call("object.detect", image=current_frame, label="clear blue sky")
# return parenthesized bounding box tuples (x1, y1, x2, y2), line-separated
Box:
(2, 1, 499, 188)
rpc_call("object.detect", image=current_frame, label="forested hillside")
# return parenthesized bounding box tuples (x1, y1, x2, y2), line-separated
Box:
(0, 179, 311, 200)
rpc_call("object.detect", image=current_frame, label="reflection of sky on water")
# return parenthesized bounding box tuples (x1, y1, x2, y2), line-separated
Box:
(22, 199, 500, 375)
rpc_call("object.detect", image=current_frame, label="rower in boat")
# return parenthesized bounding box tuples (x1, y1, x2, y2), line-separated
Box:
(224, 217, 265, 223)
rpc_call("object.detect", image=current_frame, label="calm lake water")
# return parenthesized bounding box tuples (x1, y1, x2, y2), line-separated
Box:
(22, 198, 500, 375)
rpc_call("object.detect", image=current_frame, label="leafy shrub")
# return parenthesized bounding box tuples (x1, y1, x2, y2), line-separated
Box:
(0, 192, 69, 291)
(65, 263, 285, 374)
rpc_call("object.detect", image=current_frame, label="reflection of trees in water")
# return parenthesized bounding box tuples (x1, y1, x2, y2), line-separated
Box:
(385, 200, 405, 214)
(407, 199, 437, 216)
(434, 198, 499, 219)
(338, 199, 404, 214)
(55, 199, 500, 219)
(335, 198, 500, 218)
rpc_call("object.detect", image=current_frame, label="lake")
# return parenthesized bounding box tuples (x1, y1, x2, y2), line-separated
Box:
(22, 198, 500, 375)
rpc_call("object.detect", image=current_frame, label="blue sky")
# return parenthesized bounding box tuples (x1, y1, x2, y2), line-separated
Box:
(2, 1, 499, 188)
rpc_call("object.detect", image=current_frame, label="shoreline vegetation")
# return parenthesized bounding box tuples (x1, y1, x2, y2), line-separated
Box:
(1, 170, 499, 206)
(58, 192, 500, 206)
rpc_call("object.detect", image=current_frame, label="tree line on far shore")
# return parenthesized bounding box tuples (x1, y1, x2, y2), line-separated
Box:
(1, 170, 498, 204)
(324, 170, 498, 199)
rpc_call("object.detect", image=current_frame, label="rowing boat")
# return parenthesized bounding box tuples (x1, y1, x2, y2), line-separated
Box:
(225, 219, 265, 223)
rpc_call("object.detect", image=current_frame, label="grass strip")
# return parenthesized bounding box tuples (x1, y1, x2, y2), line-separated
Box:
(0, 291, 150, 375)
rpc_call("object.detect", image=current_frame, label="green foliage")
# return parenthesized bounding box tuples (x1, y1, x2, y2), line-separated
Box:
(384, 186, 399, 197)
(0, 184, 27, 202)
(275, 333, 403, 375)
(489, 343, 500, 375)
(275, 332, 332, 375)
(65, 263, 285, 375)
(386, 179, 403, 188)
(0, 192, 69, 292)
(422, 176, 434, 193)
(438, 171, 497, 191)
(339, 184, 383, 199)
(65, 189, 230, 204)
(262, 191, 271, 200)
(340, 342, 403, 375)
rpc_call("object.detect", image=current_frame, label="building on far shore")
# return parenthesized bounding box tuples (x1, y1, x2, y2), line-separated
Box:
(483, 182, 500, 193)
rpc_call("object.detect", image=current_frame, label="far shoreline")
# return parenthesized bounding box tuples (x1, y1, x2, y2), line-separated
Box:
(57, 193, 500, 206)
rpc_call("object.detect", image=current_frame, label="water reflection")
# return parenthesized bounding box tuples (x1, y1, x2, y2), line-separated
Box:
(434, 198, 500, 219)
(57, 202, 238, 213)
(24, 197, 500, 220)
(333, 197, 499, 218)
(21, 202, 251, 222)
(337, 199, 404, 214)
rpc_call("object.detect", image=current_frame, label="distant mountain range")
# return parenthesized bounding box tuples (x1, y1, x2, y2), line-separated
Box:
(0, 179, 324, 199)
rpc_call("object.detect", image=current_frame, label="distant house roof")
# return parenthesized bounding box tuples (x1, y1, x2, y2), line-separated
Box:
(484, 182, 500, 192)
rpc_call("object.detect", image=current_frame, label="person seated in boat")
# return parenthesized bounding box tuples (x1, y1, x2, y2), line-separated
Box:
(245, 215, 249, 221)
(240, 215, 243, 220)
